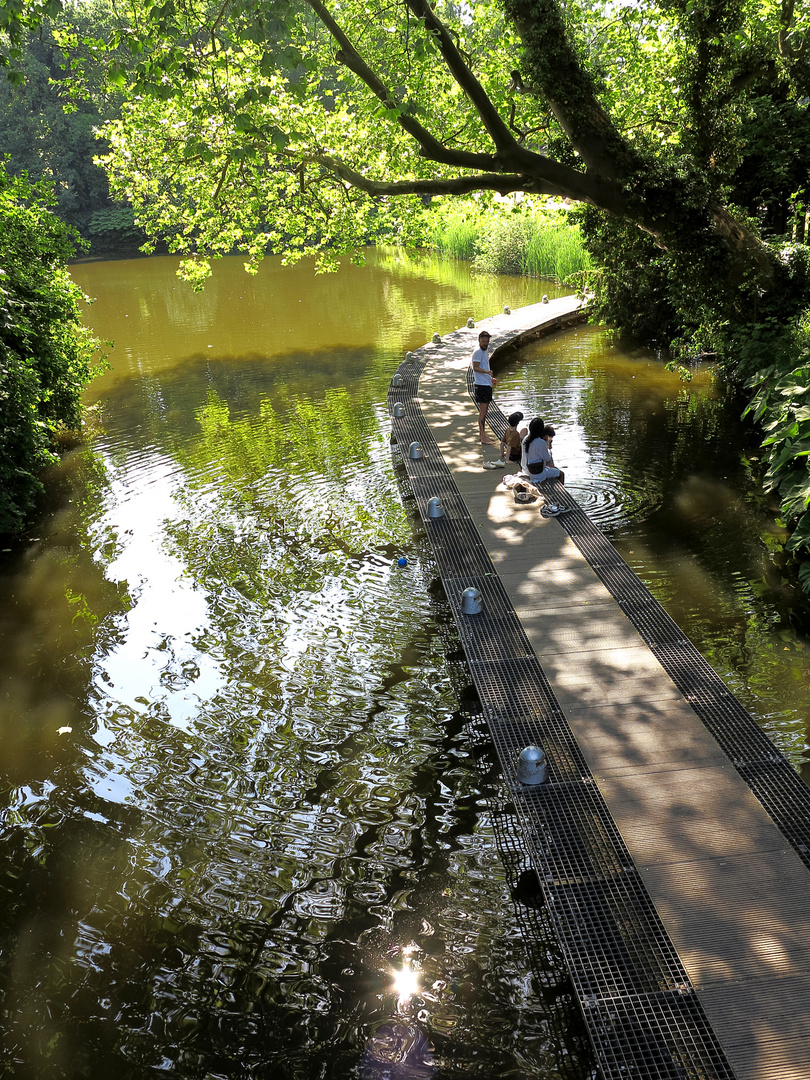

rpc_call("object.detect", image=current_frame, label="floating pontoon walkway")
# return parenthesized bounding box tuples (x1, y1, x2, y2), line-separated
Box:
(389, 299, 810, 1080)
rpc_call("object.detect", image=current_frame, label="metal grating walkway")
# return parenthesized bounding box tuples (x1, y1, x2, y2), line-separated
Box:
(472, 361, 810, 872)
(388, 312, 741, 1080)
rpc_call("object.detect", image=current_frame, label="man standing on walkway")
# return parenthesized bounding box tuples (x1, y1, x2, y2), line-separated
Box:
(471, 330, 497, 445)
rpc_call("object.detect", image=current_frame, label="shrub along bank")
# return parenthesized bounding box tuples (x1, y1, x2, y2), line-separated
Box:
(431, 199, 810, 598)
(0, 165, 104, 537)
(738, 301, 810, 594)
(580, 206, 810, 598)
(427, 200, 591, 283)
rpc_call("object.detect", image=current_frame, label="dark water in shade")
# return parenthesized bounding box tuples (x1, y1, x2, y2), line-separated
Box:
(1, 247, 808, 1079)
(0, 251, 591, 1080)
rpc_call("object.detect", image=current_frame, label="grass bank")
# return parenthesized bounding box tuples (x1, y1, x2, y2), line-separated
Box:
(426, 199, 591, 283)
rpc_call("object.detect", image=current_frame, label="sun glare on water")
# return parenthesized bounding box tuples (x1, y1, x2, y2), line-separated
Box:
(392, 964, 420, 1000)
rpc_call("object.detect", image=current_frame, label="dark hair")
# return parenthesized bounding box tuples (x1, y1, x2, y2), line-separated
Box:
(507, 411, 524, 427)
(523, 416, 545, 454)
(543, 425, 556, 438)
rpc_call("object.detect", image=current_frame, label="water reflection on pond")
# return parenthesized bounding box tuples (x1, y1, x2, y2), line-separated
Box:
(0, 251, 590, 1080)
(2, 246, 809, 1079)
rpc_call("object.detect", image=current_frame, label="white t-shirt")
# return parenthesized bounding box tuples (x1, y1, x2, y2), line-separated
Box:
(471, 347, 492, 386)
(522, 437, 553, 474)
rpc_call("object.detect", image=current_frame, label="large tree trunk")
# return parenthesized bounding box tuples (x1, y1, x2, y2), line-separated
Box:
(710, 204, 776, 286)
(501, 0, 776, 289)
(501, 0, 642, 181)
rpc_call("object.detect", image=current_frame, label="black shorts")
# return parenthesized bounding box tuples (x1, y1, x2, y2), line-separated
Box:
(474, 384, 493, 404)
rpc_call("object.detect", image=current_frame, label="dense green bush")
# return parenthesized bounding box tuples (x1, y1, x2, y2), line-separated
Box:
(473, 214, 535, 275)
(0, 19, 148, 256)
(579, 197, 810, 591)
(0, 33, 111, 232)
(738, 284, 810, 589)
(0, 165, 103, 537)
(85, 205, 146, 252)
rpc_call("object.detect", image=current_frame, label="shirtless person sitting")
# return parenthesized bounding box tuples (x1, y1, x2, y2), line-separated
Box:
(500, 411, 527, 463)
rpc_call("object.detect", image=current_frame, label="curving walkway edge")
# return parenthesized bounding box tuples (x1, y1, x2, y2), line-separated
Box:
(389, 298, 810, 1080)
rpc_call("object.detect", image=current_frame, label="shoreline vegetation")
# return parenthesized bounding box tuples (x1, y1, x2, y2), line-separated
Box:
(426, 199, 591, 283)
(68, 198, 594, 283)
(424, 205, 809, 609)
(0, 167, 103, 538)
(2, 0, 808, 593)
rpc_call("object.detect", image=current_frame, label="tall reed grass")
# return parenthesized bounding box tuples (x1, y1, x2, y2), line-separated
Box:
(427, 200, 591, 282)
(429, 206, 484, 262)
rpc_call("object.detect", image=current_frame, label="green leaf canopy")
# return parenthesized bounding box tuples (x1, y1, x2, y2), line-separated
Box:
(2, 0, 802, 283)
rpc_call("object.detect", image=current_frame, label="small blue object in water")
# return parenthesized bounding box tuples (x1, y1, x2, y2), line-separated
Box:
(397, 556, 408, 567)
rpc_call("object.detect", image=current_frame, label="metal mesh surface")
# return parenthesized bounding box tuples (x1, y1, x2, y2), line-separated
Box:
(464, 715, 597, 1077)
(386, 348, 739, 1079)
(560, 499, 810, 876)
(544, 874, 688, 997)
(444, 574, 536, 662)
(486, 715, 590, 782)
(586, 992, 735, 1080)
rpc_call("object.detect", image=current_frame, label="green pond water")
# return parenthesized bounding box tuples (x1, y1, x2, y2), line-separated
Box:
(0, 247, 808, 1079)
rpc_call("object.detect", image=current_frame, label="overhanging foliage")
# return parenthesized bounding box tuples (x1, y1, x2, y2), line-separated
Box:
(0, 164, 103, 535)
(1, 0, 805, 281)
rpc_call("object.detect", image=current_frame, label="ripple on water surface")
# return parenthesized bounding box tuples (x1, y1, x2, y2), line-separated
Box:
(6, 391, 582, 1077)
(565, 474, 665, 530)
(14, 252, 810, 1079)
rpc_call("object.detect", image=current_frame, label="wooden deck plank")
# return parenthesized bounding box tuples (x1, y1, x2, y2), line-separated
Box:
(642, 851, 810, 983)
(564, 699, 734, 772)
(699, 974, 810, 1080)
(595, 763, 787, 862)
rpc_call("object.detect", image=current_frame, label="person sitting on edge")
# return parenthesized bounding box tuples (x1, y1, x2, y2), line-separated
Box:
(522, 418, 565, 485)
(541, 425, 565, 484)
(500, 410, 527, 463)
(471, 329, 497, 445)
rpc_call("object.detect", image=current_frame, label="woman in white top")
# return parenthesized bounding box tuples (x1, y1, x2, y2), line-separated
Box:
(522, 418, 564, 484)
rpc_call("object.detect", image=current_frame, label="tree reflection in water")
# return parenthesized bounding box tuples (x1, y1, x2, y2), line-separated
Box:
(0, 253, 592, 1079)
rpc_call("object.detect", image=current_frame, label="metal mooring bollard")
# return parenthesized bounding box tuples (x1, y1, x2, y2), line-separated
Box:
(391, 372, 404, 387)
(392, 402, 405, 418)
(432, 333, 442, 343)
(408, 441, 423, 459)
(426, 497, 444, 518)
(460, 587, 482, 614)
(517, 745, 547, 785)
